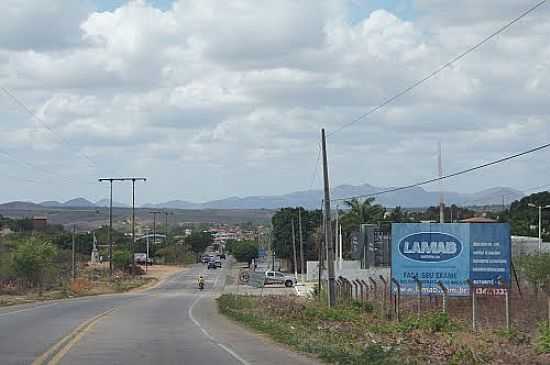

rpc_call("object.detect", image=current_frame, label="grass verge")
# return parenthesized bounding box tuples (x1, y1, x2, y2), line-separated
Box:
(217, 294, 550, 364)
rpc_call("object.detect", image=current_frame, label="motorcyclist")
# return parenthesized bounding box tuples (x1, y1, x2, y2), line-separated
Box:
(198, 274, 205, 289)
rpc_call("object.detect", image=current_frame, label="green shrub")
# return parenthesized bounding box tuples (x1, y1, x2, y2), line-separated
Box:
(536, 321, 550, 353)
(12, 237, 57, 288)
(112, 249, 131, 270)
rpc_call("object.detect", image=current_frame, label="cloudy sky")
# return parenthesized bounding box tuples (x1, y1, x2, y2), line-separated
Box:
(0, 0, 549, 205)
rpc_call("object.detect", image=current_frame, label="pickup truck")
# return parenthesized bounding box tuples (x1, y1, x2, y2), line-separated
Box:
(264, 270, 297, 288)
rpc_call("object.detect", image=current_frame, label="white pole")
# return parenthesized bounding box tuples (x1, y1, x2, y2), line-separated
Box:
(339, 224, 343, 271)
(146, 230, 150, 273)
(539, 205, 542, 255)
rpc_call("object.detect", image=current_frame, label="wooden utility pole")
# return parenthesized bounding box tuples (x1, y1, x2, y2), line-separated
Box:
(298, 208, 305, 278)
(99, 177, 146, 276)
(291, 219, 298, 279)
(72, 225, 76, 280)
(321, 128, 336, 307)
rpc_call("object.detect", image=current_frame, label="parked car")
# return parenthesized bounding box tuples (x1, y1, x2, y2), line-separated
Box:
(134, 253, 152, 265)
(264, 270, 297, 287)
(207, 261, 217, 269)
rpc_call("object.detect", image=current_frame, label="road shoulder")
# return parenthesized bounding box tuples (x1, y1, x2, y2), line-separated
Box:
(191, 293, 320, 365)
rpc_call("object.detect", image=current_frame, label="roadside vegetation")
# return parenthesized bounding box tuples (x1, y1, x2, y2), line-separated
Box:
(218, 294, 550, 364)
(225, 239, 258, 265)
(0, 215, 215, 306)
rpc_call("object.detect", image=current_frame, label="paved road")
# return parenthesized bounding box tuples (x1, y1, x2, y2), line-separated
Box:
(0, 263, 318, 365)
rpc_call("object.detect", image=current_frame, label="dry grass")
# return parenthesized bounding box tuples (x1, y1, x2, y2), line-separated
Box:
(0, 264, 184, 307)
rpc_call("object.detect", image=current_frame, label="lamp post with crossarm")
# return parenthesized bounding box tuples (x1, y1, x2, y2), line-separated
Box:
(528, 203, 550, 255)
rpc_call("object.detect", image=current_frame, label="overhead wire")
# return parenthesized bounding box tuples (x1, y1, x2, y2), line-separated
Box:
(0, 149, 96, 186)
(326, 0, 547, 137)
(0, 85, 99, 170)
(332, 141, 550, 202)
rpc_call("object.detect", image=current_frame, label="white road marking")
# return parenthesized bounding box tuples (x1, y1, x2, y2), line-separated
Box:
(0, 302, 60, 318)
(188, 268, 250, 365)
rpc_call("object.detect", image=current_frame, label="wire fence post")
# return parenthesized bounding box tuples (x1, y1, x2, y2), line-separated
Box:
(391, 278, 401, 322)
(345, 278, 352, 304)
(353, 280, 359, 302)
(379, 275, 388, 318)
(361, 279, 369, 302)
(413, 276, 422, 319)
(498, 277, 510, 331)
(369, 277, 377, 299)
(437, 281, 448, 313)
(357, 280, 364, 303)
(467, 279, 476, 331)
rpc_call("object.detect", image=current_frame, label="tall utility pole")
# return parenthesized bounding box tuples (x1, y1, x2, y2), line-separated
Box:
(150, 211, 161, 265)
(317, 210, 324, 300)
(298, 208, 305, 279)
(144, 227, 151, 273)
(99, 177, 147, 276)
(72, 225, 77, 280)
(321, 128, 336, 307)
(98, 179, 114, 276)
(162, 211, 174, 263)
(438, 142, 444, 224)
(291, 218, 298, 279)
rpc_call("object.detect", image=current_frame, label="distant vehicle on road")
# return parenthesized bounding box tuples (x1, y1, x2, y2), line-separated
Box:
(215, 259, 222, 268)
(200, 256, 210, 264)
(264, 270, 296, 287)
(219, 253, 226, 259)
(134, 253, 153, 265)
(207, 261, 217, 269)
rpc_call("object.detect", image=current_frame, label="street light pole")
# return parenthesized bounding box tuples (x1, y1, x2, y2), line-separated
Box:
(528, 203, 550, 255)
(150, 211, 162, 264)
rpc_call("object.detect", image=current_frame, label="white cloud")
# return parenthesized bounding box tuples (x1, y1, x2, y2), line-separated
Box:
(0, 0, 549, 202)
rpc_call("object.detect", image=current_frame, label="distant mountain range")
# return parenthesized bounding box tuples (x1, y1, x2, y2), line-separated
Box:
(0, 183, 523, 211)
(40, 198, 129, 208)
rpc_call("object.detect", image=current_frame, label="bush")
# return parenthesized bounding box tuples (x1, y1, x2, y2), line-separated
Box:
(232, 240, 258, 264)
(12, 237, 57, 288)
(112, 249, 131, 271)
(516, 254, 550, 290)
(536, 322, 550, 353)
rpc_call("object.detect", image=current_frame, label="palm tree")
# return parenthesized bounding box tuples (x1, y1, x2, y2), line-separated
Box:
(340, 198, 385, 233)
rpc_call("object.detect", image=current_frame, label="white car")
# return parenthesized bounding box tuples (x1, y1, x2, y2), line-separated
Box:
(264, 271, 297, 287)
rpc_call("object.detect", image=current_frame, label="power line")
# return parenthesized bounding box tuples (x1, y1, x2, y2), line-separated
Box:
(326, 0, 547, 137)
(0, 149, 96, 186)
(307, 144, 322, 190)
(1, 86, 99, 169)
(332, 141, 550, 202)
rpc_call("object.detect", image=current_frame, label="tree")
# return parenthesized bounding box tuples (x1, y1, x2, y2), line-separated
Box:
(112, 248, 131, 271)
(516, 254, 550, 294)
(232, 240, 258, 264)
(225, 239, 237, 254)
(340, 198, 385, 234)
(12, 237, 57, 290)
(186, 231, 213, 259)
(272, 208, 321, 271)
(387, 206, 407, 222)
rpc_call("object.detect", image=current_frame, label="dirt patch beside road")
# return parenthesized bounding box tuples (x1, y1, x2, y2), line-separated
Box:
(0, 265, 185, 307)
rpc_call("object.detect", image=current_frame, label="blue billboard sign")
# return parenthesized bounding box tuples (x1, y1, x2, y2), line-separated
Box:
(392, 223, 511, 297)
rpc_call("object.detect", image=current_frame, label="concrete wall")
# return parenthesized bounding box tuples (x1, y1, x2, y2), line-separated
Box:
(306, 260, 390, 282)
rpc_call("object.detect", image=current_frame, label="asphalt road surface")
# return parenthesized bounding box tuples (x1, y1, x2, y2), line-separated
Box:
(0, 263, 318, 365)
